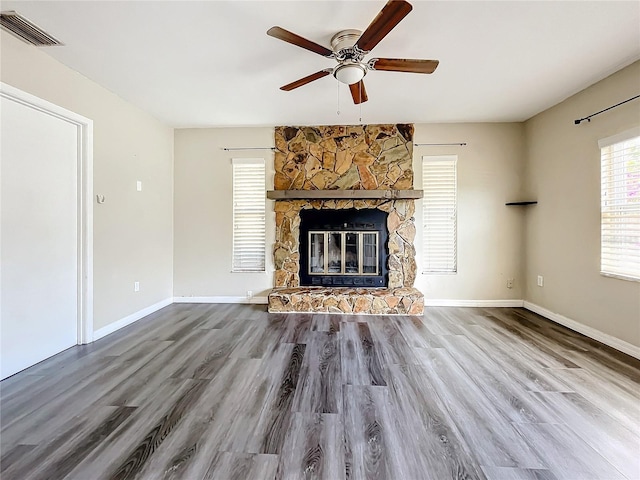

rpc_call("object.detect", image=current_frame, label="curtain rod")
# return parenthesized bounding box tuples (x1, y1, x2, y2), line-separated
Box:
(414, 142, 467, 146)
(222, 147, 275, 151)
(574, 94, 640, 125)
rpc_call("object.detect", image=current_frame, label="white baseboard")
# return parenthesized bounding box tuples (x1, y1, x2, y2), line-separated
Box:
(424, 299, 525, 307)
(524, 301, 640, 360)
(173, 296, 269, 305)
(93, 297, 173, 341)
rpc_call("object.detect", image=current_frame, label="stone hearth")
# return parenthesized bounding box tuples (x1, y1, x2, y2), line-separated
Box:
(268, 124, 424, 315)
(268, 287, 424, 315)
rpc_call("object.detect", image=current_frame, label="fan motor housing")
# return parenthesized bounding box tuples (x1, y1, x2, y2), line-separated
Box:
(330, 29, 361, 52)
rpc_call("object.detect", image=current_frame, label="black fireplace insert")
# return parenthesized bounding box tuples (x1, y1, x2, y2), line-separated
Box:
(299, 208, 388, 287)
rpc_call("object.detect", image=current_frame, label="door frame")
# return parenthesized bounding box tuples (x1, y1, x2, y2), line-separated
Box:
(1, 82, 94, 344)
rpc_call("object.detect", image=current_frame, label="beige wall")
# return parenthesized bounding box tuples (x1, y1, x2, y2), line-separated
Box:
(413, 123, 526, 301)
(5, 24, 635, 351)
(524, 60, 640, 348)
(173, 128, 275, 299)
(174, 123, 526, 302)
(1, 31, 174, 330)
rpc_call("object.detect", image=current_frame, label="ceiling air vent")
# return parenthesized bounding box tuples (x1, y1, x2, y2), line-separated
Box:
(0, 11, 63, 46)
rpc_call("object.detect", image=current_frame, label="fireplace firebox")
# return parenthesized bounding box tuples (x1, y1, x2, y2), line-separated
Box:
(299, 209, 388, 287)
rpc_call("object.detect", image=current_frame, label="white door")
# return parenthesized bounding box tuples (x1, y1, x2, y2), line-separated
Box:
(1, 94, 80, 379)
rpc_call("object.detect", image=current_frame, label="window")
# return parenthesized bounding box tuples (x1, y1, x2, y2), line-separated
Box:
(232, 158, 265, 272)
(599, 128, 640, 281)
(422, 155, 457, 273)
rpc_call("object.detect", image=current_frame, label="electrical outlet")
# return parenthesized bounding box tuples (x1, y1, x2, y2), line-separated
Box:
(507, 278, 514, 289)
(136, 180, 142, 191)
(134, 281, 140, 292)
(537, 275, 544, 287)
(246, 290, 253, 299)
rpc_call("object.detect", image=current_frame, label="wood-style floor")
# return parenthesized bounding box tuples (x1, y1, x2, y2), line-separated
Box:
(1, 304, 639, 480)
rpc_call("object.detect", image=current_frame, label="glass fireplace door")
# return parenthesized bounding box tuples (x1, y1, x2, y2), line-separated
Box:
(327, 233, 342, 273)
(308, 231, 378, 276)
(345, 233, 359, 273)
(362, 232, 378, 274)
(309, 232, 325, 273)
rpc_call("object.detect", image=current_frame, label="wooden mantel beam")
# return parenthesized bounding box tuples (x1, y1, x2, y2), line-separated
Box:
(266, 190, 423, 200)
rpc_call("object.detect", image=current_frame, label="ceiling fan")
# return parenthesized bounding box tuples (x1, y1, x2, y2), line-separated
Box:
(267, 0, 439, 105)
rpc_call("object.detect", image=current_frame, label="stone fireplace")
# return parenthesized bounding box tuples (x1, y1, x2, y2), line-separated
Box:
(267, 124, 424, 315)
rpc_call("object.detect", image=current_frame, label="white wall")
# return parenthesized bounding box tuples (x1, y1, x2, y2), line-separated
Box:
(173, 128, 275, 300)
(524, 60, 640, 348)
(1, 30, 174, 331)
(413, 123, 526, 302)
(174, 123, 526, 303)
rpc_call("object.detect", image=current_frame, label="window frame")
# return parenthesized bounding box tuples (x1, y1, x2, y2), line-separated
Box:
(599, 127, 640, 282)
(231, 158, 266, 273)
(422, 155, 458, 274)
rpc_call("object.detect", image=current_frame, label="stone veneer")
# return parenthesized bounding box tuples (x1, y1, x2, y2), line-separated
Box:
(269, 124, 424, 315)
(268, 287, 424, 315)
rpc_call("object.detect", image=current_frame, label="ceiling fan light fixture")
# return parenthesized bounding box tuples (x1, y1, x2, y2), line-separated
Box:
(333, 63, 366, 85)
(269, 1, 438, 104)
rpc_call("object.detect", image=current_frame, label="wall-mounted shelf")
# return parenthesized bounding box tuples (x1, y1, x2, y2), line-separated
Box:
(505, 201, 537, 206)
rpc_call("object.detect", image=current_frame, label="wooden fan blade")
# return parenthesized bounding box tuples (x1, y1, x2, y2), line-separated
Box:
(281, 70, 331, 91)
(355, 0, 413, 52)
(370, 58, 439, 74)
(267, 26, 334, 57)
(349, 80, 368, 104)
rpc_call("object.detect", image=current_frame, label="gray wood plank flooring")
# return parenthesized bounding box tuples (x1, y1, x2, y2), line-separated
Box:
(1, 304, 639, 480)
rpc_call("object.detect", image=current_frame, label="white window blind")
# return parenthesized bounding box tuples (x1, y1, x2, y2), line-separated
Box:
(232, 158, 266, 272)
(422, 155, 457, 273)
(599, 128, 640, 281)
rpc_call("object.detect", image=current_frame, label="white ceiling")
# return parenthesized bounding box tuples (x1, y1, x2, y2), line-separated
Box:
(3, 1, 639, 128)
